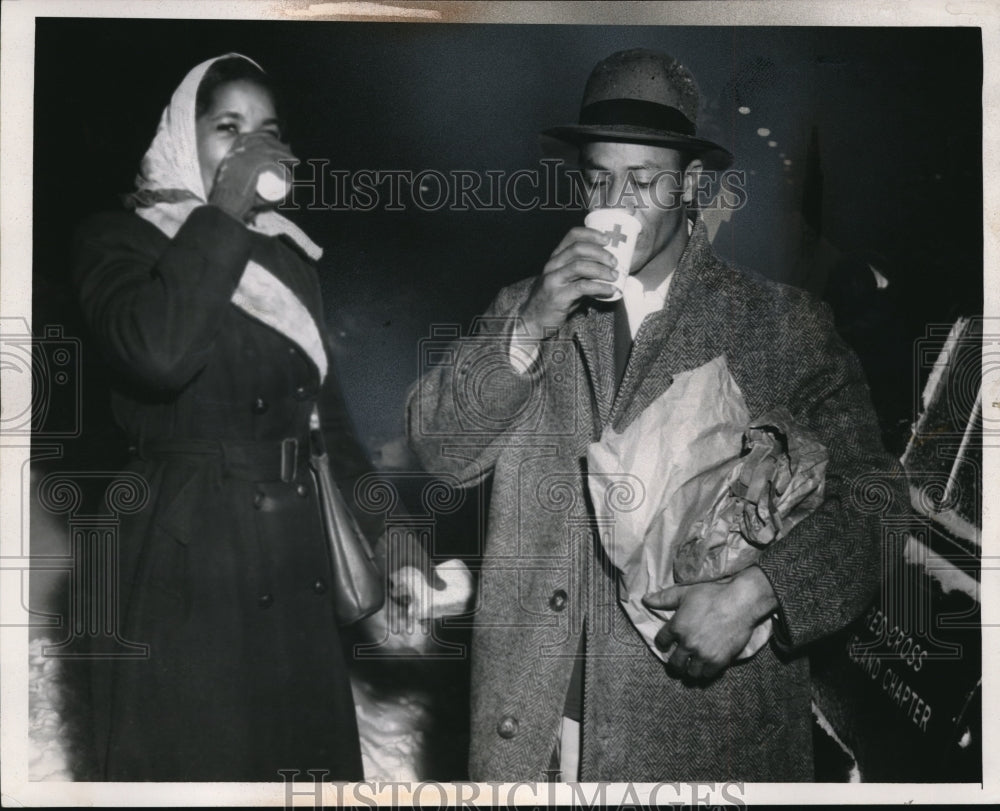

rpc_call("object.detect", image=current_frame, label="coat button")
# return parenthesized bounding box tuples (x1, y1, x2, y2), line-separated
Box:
(251, 397, 268, 414)
(257, 593, 274, 609)
(296, 483, 309, 498)
(253, 490, 266, 510)
(293, 385, 308, 400)
(549, 589, 568, 612)
(312, 579, 327, 594)
(497, 715, 519, 739)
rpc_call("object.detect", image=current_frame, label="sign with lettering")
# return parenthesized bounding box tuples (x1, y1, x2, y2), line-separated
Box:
(812, 520, 980, 781)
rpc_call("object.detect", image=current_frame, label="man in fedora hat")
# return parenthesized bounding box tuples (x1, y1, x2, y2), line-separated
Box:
(407, 49, 897, 781)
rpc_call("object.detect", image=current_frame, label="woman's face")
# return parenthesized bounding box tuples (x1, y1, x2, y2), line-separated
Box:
(195, 79, 280, 197)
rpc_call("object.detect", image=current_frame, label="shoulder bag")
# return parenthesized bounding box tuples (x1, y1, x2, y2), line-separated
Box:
(308, 407, 384, 625)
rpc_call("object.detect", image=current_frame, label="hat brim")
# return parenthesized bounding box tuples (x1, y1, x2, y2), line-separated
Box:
(540, 124, 734, 171)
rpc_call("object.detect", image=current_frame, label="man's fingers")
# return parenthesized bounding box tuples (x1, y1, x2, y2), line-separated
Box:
(538, 267, 618, 309)
(521, 225, 622, 336)
(667, 644, 691, 674)
(653, 622, 677, 653)
(551, 225, 611, 255)
(643, 584, 685, 610)
(550, 259, 618, 285)
(575, 280, 619, 300)
(546, 243, 618, 276)
(685, 657, 706, 680)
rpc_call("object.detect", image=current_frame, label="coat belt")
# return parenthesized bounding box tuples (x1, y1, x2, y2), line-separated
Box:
(132, 437, 307, 483)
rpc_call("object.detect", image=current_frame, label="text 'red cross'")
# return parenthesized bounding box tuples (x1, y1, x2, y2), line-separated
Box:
(606, 223, 629, 247)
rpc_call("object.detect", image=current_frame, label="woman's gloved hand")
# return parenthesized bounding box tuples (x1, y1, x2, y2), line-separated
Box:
(208, 131, 298, 222)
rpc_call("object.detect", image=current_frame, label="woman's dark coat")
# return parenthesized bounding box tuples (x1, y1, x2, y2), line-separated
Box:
(74, 205, 377, 781)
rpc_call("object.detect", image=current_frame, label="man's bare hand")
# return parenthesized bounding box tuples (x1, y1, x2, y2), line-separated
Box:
(517, 227, 618, 340)
(642, 566, 779, 681)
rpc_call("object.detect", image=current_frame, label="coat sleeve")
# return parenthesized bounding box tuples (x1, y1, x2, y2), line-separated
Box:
(73, 206, 253, 392)
(753, 291, 907, 651)
(405, 280, 548, 488)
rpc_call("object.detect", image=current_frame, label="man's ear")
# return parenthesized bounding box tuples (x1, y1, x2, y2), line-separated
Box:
(682, 158, 704, 205)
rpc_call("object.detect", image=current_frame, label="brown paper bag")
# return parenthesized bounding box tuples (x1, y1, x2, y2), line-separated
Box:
(587, 356, 827, 663)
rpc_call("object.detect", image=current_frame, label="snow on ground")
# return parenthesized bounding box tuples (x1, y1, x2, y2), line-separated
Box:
(25, 475, 470, 782)
(27, 601, 463, 782)
(28, 638, 75, 781)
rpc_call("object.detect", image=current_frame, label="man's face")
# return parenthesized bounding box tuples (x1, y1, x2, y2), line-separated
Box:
(580, 141, 700, 276)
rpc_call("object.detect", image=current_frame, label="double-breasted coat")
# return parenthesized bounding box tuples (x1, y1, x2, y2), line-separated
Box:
(74, 204, 378, 781)
(407, 217, 900, 781)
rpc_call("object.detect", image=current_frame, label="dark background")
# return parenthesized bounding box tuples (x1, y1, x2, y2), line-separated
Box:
(32, 19, 983, 471)
(28, 17, 984, 783)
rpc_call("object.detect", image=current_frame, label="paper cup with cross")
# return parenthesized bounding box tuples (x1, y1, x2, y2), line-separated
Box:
(584, 208, 643, 302)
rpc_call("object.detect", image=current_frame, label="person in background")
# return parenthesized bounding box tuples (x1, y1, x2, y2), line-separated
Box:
(73, 53, 377, 781)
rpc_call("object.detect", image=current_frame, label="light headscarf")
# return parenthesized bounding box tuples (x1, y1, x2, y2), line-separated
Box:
(129, 53, 328, 382)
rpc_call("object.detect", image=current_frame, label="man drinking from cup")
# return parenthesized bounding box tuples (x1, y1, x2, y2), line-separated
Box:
(407, 48, 898, 782)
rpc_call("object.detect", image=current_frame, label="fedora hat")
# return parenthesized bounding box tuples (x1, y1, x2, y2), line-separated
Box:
(541, 49, 733, 170)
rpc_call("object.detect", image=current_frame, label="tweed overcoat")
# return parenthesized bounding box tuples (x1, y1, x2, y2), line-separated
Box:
(407, 217, 897, 781)
(74, 205, 378, 780)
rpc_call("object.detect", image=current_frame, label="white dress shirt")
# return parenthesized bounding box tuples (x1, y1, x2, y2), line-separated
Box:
(621, 271, 673, 339)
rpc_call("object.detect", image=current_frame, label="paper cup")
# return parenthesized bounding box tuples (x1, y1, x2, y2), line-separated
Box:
(584, 209, 643, 301)
(256, 167, 291, 202)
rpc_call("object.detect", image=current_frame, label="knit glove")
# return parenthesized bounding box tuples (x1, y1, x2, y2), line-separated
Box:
(208, 131, 298, 222)
(381, 530, 447, 592)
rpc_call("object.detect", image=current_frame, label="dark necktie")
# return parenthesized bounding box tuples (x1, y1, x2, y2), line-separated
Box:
(613, 298, 633, 393)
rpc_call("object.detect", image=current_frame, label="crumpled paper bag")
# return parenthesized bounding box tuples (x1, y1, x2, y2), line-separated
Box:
(672, 407, 828, 585)
(586, 355, 828, 664)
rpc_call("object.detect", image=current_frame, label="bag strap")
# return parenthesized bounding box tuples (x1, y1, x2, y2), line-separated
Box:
(309, 405, 327, 459)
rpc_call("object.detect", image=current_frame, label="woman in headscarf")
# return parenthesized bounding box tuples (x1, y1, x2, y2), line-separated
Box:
(73, 53, 378, 781)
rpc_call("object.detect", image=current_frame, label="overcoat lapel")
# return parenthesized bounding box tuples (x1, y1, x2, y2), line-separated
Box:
(231, 259, 329, 384)
(569, 305, 617, 430)
(610, 218, 713, 431)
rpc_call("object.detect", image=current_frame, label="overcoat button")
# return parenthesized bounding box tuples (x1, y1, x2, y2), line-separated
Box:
(549, 589, 568, 612)
(497, 715, 519, 739)
(296, 483, 309, 498)
(312, 579, 327, 594)
(294, 385, 308, 400)
(251, 397, 268, 414)
(253, 490, 266, 509)
(258, 593, 274, 609)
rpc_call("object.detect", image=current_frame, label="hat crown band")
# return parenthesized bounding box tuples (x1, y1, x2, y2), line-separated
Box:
(579, 98, 696, 137)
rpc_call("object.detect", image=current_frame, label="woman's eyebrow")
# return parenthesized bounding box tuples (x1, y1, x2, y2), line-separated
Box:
(211, 110, 280, 131)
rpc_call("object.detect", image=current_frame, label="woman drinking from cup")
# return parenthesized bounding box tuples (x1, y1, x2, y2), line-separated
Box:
(73, 54, 376, 781)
